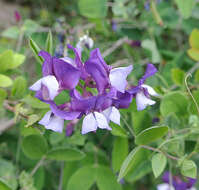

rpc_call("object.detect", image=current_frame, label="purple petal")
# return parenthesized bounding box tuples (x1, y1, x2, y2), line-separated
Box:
(138, 63, 158, 85)
(66, 122, 75, 136)
(85, 57, 109, 94)
(113, 91, 132, 109)
(109, 65, 133, 93)
(162, 172, 170, 183)
(49, 101, 81, 120)
(82, 113, 97, 134)
(39, 51, 53, 76)
(187, 178, 197, 188)
(53, 57, 81, 90)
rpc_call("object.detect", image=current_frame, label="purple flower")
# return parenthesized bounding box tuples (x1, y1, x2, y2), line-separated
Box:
(14, 10, 21, 22)
(29, 44, 157, 135)
(158, 172, 197, 190)
(128, 63, 158, 111)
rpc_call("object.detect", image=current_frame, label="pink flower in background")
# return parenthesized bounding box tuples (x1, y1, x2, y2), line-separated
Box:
(14, 10, 21, 23)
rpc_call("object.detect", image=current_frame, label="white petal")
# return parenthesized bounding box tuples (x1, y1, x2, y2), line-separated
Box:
(109, 107, 120, 125)
(188, 188, 197, 190)
(94, 112, 111, 130)
(61, 57, 76, 67)
(29, 78, 42, 91)
(38, 111, 52, 126)
(157, 184, 174, 190)
(41, 75, 59, 100)
(102, 107, 112, 122)
(45, 115, 64, 133)
(82, 113, 97, 134)
(109, 65, 133, 93)
(136, 91, 156, 111)
(142, 84, 159, 96)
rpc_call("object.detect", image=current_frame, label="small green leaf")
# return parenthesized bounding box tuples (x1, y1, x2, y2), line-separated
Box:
(152, 153, 167, 178)
(0, 89, 7, 107)
(0, 74, 12, 87)
(96, 166, 122, 190)
(1, 26, 20, 39)
(45, 30, 53, 54)
(112, 137, 128, 172)
(171, 68, 185, 86)
(181, 159, 197, 178)
(78, 0, 107, 18)
(160, 92, 188, 117)
(47, 148, 85, 161)
(187, 48, 199, 61)
(10, 53, 25, 69)
(118, 147, 149, 181)
(175, 0, 195, 19)
(67, 166, 96, 190)
(142, 39, 161, 63)
(189, 29, 199, 49)
(111, 123, 128, 138)
(29, 38, 43, 64)
(0, 179, 12, 190)
(22, 134, 48, 159)
(194, 69, 199, 82)
(22, 19, 40, 36)
(0, 50, 13, 72)
(11, 76, 27, 99)
(22, 95, 49, 109)
(19, 171, 37, 190)
(135, 126, 169, 145)
(25, 114, 40, 128)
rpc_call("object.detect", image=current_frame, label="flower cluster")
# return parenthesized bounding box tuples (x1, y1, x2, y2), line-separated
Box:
(29, 45, 158, 134)
(157, 172, 197, 190)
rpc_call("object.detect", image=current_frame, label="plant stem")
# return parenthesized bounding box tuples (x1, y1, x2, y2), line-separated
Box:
(141, 145, 179, 161)
(58, 162, 64, 190)
(30, 156, 46, 177)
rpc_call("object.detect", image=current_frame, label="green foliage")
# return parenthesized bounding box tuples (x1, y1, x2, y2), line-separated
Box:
(29, 38, 43, 64)
(22, 134, 48, 159)
(11, 76, 27, 99)
(135, 126, 169, 145)
(0, 74, 12, 87)
(45, 30, 53, 54)
(112, 137, 128, 172)
(78, 0, 107, 18)
(160, 92, 188, 117)
(0, 179, 12, 190)
(181, 159, 197, 178)
(171, 68, 185, 86)
(152, 153, 167, 178)
(47, 148, 85, 161)
(19, 171, 37, 190)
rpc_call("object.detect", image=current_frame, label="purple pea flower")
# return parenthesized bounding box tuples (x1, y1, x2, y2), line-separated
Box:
(128, 63, 159, 111)
(157, 172, 197, 190)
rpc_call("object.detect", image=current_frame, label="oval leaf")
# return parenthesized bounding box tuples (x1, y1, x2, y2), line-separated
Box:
(47, 148, 85, 161)
(0, 74, 13, 87)
(135, 126, 169, 145)
(118, 147, 149, 181)
(152, 153, 167, 178)
(22, 134, 48, 159)
(0, 179, 12, 190)
(181, 159, 197, 178)
(45, 30, 53, 54)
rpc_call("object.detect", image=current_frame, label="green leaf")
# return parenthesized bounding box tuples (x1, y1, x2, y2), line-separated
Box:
(194, 69, 199, 82)
(47, 148, 85, 161)
(142, 39, 161, 63)
(0, 50, 13, 72)
(0, 88, 7, 107)
(67, 166, 96, 190)
(181, 159, 197, 178)
(118, 147, 149, 181)
(189, 29, 199, 49)
(29, 38, 43, 64)
(125, 160, 152, 182)
(25, 114, 40, 128)
(11, 76, 27, 99)
(19, 171, 37, 190)
(111, 123, 128, 138)
(0, 74, 12, 87)
(152, 153, 167, 178)
(22, 95, 49, 109)
(0, 179, 12, 190)
(175, 0, 195, 19)
(78, 0, 107, 18)
(1, 26, 20, 39)
(22, 19, 40, 36)
(160, 92, 188, 117)
(49, 132, 65, 145)
(10, 53, 25, 69)
(45, 30, 53, 54)
(22, 134, 48, 159)
(96, 166, 122, 190)
(171, 68, 185, 86)
(34, 167, 45, 190)
(135, 126, 169, 145)
(112, 137, 128, 172)
(187, 48, 199, 61)
(132, 110, 152, 135)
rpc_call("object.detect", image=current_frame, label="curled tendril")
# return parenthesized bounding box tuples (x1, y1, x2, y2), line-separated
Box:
(185, 73, 199, 116)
